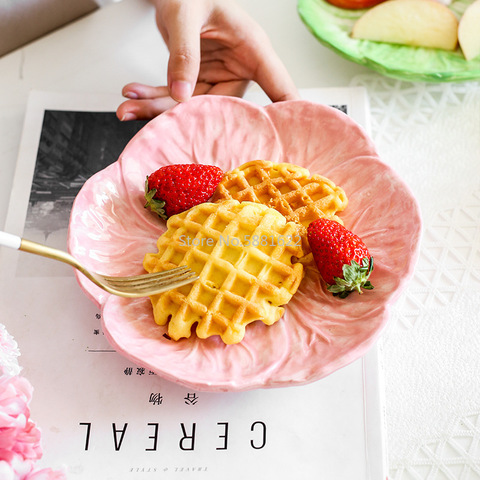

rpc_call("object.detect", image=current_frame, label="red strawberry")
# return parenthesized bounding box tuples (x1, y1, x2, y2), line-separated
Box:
(307, 218, 374, 298)
(144, 164, 224, 219)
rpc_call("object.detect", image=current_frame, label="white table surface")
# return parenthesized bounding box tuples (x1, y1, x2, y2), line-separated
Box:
(2, 1, 480, 479)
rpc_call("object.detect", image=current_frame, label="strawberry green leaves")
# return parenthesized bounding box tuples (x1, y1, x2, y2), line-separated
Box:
(328, 257, 374, 298)
(307, 218, 374, 298)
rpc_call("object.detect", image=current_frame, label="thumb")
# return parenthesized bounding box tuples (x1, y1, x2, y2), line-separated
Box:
(164, 7, 202, 103)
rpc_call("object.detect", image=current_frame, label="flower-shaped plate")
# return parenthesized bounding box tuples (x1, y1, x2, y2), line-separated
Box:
(68, 96, 421, 392)
(298, 0, 480, 83)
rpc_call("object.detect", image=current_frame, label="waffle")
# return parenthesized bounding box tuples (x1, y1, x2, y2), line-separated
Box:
(143, 200, 304, 345)
(212, 160, 348, 252)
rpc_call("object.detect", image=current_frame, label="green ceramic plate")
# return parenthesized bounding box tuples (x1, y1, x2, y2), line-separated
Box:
(297, 0, 480, 82)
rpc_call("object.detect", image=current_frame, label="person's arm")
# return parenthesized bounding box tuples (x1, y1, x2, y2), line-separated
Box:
(117, 0, 299, 121)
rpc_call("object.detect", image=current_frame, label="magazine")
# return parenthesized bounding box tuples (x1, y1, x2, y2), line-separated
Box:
(0, 88, 386, 479)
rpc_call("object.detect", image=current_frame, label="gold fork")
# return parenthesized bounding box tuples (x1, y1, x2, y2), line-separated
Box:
(0, 231, 198, 298)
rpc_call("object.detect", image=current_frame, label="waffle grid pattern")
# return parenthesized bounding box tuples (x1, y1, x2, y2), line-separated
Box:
(143, 200, 304, 344)
(212, 160, 348, 250)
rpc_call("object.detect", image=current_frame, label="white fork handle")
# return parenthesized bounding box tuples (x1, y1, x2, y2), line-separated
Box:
(0, 231, 22, 250)
(0, 230, 85, 272)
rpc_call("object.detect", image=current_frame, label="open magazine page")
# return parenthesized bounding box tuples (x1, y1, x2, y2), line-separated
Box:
(0, 88, 386, 479)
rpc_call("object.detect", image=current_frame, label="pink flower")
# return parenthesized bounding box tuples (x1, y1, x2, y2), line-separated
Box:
(0, 325, 20, 376)
(1, 326, 65, 479)
(0, 376, 42, 462)
(0, 455, 66, 480)
(0, 453, 33, 479)
(25, 467, 67, 480)
(0, 374, 66, 480)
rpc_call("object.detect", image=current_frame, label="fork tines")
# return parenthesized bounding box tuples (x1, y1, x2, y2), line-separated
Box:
(103, 266, 198, 290)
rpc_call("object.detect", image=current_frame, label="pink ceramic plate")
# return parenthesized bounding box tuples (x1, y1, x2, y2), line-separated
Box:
(68, 96, 421, 392)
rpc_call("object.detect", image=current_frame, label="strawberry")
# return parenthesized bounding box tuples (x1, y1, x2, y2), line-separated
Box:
(144, 164, 224, 219)
(307, 218, 374, 298)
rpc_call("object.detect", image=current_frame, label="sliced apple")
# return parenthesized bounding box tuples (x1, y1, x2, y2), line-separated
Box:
(351, 0, 459, 51)
(458, 0, 480, 61)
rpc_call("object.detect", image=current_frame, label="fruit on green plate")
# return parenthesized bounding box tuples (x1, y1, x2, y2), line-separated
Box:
(459, 0, 480, 60)
(351, 0, 459, 51)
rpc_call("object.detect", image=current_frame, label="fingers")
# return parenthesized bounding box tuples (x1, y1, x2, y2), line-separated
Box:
(243, 25, 300, 103)
(117, 82, 212, 121)
(117, 84, 176, 120)
(159, 1, 206, 103)
(217, 6, 300, 103)
(122, 83, 170, 100)
(119, 1, 299, 120)
(208, 80, 250, 98)
(255, 53, 300, 103)
(116, 97, 179, 121)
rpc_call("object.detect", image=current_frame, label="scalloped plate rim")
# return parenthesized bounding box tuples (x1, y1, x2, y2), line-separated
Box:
(68, 96, 422, 391)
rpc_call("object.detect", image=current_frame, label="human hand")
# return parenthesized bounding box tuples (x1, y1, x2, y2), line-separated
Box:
(117, 0, 299, 121)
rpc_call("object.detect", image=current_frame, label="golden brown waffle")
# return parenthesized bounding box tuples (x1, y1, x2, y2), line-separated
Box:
(212, 160, 348, 252)
(143, 200, 304, 345)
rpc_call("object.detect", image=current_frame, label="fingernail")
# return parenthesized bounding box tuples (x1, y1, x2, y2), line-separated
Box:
(121, 112, 137, 121)
(124, 91, 139, 99)
(170, 80, 193, 102)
